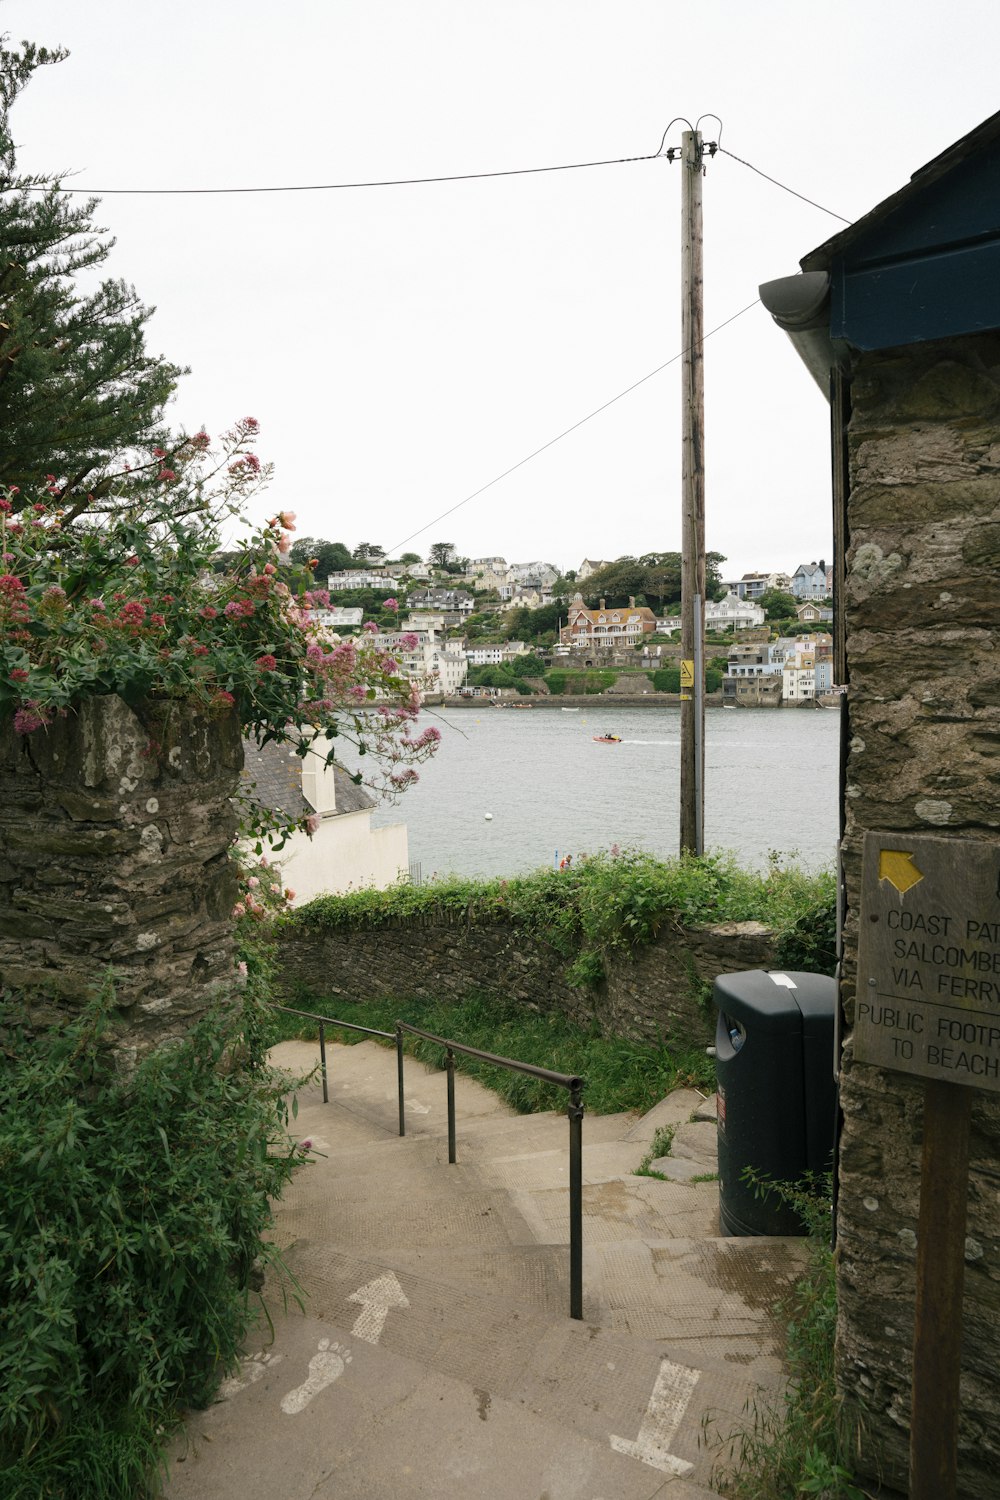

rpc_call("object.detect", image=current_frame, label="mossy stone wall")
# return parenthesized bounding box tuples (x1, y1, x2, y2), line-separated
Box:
(838, 336, 1000, 1498)
(274, 910, 776, 1049)
(0, 696, 243, 1057)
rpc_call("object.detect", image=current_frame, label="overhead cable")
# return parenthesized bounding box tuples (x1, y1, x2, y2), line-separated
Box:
(35, 151, 662, 196)
(717, 147, 851, 225)
(385, 298, 762, 555)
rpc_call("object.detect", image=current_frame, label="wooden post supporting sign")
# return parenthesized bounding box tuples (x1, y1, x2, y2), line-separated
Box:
(855, 831, 1000, 1499)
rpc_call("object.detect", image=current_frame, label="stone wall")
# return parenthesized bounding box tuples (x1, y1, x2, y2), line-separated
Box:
(274, 909, 776, 1049)
(838, 336, 1000, 1497)
(0, 696, 243, 1057)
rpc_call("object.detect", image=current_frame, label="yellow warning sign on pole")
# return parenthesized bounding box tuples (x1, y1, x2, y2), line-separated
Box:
(680, 659, 695, 688)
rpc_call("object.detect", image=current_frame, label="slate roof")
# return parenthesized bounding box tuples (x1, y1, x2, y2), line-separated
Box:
(240, 737, 375, 819)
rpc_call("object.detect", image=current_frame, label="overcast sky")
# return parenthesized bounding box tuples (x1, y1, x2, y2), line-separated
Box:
(4, 1, 999, 579)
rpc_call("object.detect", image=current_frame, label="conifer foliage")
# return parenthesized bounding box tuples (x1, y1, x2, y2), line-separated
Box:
(0, 38, 182, 512)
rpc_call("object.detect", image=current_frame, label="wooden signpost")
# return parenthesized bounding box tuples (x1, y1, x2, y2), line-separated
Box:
(856, 831, 1000, 1500)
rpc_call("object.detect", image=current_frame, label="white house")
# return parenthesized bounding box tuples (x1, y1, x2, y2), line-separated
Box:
(465, 640, 529, 666)
(729, 571, 793, 600)
(370, 629, 468, 695)
(327, 569, 400, 591)
(510, 560, 558, 587)
(781, 642, 817, 702)
(704, 592, 766, 631)
(577, 559, 613, 581)
(311, 606, 364, 631)
(242, 736, 408, 902)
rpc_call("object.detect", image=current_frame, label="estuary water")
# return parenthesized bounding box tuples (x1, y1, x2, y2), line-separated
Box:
(360, 703, 841, 881)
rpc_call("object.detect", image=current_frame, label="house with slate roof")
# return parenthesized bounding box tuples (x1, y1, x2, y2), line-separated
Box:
(760, 107, 1000, 1499)
(241, 737, 408, 902)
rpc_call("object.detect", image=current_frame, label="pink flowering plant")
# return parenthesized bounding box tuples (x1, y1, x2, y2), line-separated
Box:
(0, 419, 439, 837)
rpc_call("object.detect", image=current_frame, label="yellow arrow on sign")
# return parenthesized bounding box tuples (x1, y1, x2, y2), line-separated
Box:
(879, 849, 925, 894)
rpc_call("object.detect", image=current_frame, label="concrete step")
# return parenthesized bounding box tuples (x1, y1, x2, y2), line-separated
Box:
(163, 1034, 801, 1499)
(168, 1309, 723, 1499)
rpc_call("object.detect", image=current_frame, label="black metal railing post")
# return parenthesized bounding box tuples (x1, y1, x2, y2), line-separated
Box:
(396, 1024, 406, 1137)
(446, 1047, 457, 1164)
(568, 1083, 584, 1320)
(319, 1020, 329, 1104)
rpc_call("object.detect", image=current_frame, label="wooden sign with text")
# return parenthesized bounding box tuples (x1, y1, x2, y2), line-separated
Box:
(856, 831, 1000, 1092)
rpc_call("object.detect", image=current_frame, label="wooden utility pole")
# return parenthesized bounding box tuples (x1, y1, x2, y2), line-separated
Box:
(679, 127, 706, 855)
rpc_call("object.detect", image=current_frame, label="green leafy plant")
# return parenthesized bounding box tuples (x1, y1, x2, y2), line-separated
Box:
(635, 1123, 677, 1178)
(0, 989, 304, 1497)
(707, 1171, 868, 1500)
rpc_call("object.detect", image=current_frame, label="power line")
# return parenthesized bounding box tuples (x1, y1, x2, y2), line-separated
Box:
(717, 146, 851, 225)
(36, 151, 662, 197)
(385, 298, 762, 556)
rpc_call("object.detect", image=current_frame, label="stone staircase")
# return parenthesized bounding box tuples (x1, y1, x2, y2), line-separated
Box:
(165, 1039, 808, 1500)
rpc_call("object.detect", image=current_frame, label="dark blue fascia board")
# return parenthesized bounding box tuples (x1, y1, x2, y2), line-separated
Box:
(845, 147, 1000, 264)
(830, 237, 1000, 350)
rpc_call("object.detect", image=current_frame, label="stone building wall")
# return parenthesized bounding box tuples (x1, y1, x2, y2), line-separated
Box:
(0, 696, 243, 1057)
(274, 910, 776, 1050)
(838, 336, 1000, 1497)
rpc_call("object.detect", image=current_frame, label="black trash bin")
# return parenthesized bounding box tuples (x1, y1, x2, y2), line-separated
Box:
(714, 969, 836, 1237)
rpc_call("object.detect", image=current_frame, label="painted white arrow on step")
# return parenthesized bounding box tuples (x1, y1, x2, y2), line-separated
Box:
(348, 1273, 410, 1345)
(609, 1357, 700, 1476)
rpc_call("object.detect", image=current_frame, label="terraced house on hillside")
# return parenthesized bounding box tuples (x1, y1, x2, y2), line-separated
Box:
(559, 592, 657, 648)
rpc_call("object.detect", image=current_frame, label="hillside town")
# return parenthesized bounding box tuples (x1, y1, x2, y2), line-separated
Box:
(303, 544, 837, 706)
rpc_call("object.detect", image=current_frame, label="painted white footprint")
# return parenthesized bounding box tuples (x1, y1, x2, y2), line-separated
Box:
(216, 1350, 282, 1400)
(280, 1338, 352, 1415)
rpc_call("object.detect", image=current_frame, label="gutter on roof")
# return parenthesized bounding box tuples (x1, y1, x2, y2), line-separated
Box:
(758, 271, 850, 401)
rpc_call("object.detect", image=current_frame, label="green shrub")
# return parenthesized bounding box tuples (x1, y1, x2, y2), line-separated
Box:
(0, 989, 302, 1498)
(288, 850, 836, 997)
(543, 669, 616, 695)
(649, 665, 722, 693)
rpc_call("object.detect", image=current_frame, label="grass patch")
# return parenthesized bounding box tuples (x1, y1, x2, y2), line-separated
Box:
(706, 1172, 866, 1500)
(543, 668, 616, 695)
(634, 1123, 677, 1179)
(267, 992, 714, 1116)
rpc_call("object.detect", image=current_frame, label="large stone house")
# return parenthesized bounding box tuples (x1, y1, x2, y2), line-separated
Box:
(559, 593, 657, 649)
(761, 107, 1000, 1498)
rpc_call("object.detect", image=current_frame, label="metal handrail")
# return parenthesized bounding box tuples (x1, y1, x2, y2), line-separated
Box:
(274, 1006, 405, 1135)
(396, 1021, 586, 1320)
(272, 1006, 586, 1319)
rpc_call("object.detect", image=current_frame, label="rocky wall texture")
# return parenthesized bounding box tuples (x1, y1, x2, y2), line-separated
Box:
(838, 337, 1000, 1498)
(274, 910, 776, 1050)
(0, 696, 243, 1057)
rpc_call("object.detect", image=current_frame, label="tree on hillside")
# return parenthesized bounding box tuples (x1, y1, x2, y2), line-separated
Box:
(353, 542, 385, 562)
(428, 541, 455, 568)
(581, 551, 727, 611)
(504, 600, 567, 643)
(0, 38, 184, 513)
(289, 537, 355, 575)
(759, 588, 798, 622)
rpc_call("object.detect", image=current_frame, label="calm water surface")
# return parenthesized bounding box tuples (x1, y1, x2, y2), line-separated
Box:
(360, 704, 841, 880)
